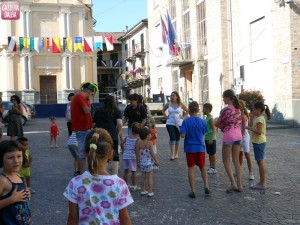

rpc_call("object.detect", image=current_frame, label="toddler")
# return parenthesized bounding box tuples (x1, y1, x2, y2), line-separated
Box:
(49, 116, 59, 148)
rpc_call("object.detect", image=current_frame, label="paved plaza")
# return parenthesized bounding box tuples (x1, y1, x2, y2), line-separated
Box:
(5, 118, 300, 225)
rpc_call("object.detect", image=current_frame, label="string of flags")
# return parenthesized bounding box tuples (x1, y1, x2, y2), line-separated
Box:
(6, 35, 114, 53)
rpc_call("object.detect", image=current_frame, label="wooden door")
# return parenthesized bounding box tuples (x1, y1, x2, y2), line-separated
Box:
(40, 76, 57, 104)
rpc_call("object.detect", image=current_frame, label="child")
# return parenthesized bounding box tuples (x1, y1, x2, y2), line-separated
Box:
(149, 117, 158, 154)
(17, 137, 35, 194)
(246, 102, 271, 190)
(239, 100, 254, 180)
(67, 131, 80, 176)
(122, 122, 140, 191)
(64, 129, 133, 225)
(135, 127, 159, 197)
(203, 103, 217, 174)
(0, 140, 32, 224)
(49, 116, 59, 148)
(180, 101, 210, 198)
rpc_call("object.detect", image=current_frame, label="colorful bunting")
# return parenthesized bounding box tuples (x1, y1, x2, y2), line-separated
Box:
(84, 37, 93, 52)
(74, 37, 83, 52)
(67, 37, 73, 52)
(105, 35, 114, 51)
(94, 36, 103, 51)
(7, 36, 16, 52)
(52, 37, 61, 53)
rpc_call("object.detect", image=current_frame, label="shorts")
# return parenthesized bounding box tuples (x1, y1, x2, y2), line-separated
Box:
(253, 143, 266, 161)
(122, 159, 136, 171)
(68, 144, 79, 159)
(205, 140, 216, 155)
(50, 133, 58, 138)
(76, 130, 90, 159)
(223, 140, 242, 146)
(241, 134, 250, 153)
(19, 167, 30, 177)
(186, 152, 205, 168)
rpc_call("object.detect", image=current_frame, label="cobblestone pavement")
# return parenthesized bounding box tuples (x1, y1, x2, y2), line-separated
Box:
(7, 118, 300, 225)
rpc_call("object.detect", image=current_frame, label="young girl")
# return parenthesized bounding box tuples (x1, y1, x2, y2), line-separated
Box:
(136, 127, 159, 197)
(239, 100, 254, 180)
(122, 122, 141, 191)
(64, 129, 133, 225)
(246, 102, 271, 190)
(0, 140, 32, 224)
(49, 116, 59, 148)
(149, 117, 158, 154)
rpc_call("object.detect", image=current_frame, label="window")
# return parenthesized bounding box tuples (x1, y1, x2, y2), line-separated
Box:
(172, 70, 179, 92)
(199, 60, 209, 104)
(169, 0, 176, 19)
(250, 17, 266, 61)
(140, 33, 144, 51)
(101, 74, 115, 87)
(197, 0, 207, 57)
(183, 12, 191, 59)
(131, 39, 135, 55)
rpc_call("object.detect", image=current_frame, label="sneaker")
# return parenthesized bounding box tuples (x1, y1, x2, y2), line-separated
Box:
(141, 191, 148, 195)
(28, 188, 36, 194)
(204, 188, 211, 195)
(130, 186, 141, 191)
(50, 145, 54, 148)
(249, 173, 255, 180)
(207, 168, 217, 174)
(188, 192, 196, 198)
(147, 192, 154, 197)
(55, 145, 59, 148)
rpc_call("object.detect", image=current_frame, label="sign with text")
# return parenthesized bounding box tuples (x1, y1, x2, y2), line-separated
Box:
(1, 1, 20, 20)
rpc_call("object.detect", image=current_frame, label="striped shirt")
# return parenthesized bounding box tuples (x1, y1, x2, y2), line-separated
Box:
(123, 137, 138, 160)
(67, 132, 78, 146)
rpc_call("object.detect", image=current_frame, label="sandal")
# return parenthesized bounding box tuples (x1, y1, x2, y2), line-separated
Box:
(234, 188, 243, 192)
(226, 186, 238, 193)
(188, 192, 196, 198)
(250, 183, 266, 190)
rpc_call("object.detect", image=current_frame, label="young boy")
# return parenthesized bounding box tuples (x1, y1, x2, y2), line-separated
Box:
(203, 103, 217, 174)
(180, 101, 210, 198)
(17, 136, 35, 193)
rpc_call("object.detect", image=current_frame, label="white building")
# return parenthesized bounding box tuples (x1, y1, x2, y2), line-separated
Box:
(147, 0, 300, 126)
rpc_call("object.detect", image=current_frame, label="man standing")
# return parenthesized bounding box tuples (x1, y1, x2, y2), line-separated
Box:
(123, 93, 147, 134)
(71, 82, 98, 174)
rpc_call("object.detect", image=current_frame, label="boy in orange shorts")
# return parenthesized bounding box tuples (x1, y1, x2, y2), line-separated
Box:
(180, 101, 210, 198)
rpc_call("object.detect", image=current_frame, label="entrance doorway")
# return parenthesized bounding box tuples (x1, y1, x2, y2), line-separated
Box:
(40, 75, 57, 104)
(184, 69, 193, 103)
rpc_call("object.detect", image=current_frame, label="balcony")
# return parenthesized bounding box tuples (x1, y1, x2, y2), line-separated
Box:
(97, 60, 121, 68)
(133, 43, 146, 58)
(121, 67, 150, 89)
(125, 48, 136, 62)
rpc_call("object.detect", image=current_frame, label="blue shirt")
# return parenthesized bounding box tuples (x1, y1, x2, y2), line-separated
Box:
(180, 116, 207, 153)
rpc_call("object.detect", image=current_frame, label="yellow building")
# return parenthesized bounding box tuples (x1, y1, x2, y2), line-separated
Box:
(0, 0, 96, 104)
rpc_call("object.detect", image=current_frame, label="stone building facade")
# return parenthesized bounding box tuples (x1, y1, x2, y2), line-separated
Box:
(0, 0, 96, 104)
(147, 0, 300, 126)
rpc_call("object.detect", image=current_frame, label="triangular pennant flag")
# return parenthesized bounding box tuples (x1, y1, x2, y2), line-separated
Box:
(8, 36, 17, 52)
(84, 37, 93, 52)
(67, 37, 73, 52)
(24, 37, 29, 49)
(74, 37, 83, 52)
(19, 37, 25, 51)
(52, 37, 61, 53)
(34, 37, 39, 53)
(45, 37, 50, 51)
(30, 37, 34, 52)
(94, 36, 103, 51)
(105, 35, 114, 51)
(40, 37, 45, 51)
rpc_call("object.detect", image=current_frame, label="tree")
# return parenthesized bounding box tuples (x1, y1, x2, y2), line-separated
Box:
(238, 90, 265, 110)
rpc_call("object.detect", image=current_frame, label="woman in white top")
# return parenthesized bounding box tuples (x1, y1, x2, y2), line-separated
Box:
(162, 91, 189, 160)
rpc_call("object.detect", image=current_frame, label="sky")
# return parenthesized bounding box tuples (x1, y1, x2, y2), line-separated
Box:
(92, 0, 148, 32)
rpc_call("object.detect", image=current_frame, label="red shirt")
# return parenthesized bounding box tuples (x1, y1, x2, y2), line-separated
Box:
(71, 93, 93, 131)
(50, 124, 59, 136)
(150, 128, 158, 145)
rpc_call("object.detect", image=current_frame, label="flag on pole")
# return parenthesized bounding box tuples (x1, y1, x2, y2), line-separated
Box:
(94, 36, 103, 51)
(7, 36, 17, 52)
(105, 35, 114, 51)
(67, 37, 73, 52)
(19, 37, 29, 51)
(160, 15, 167, 44)
(74, 37, 83, 52)
(52, 37, 61, 53)
(166, 11, 179, 56)
(84, 37, 93, 52)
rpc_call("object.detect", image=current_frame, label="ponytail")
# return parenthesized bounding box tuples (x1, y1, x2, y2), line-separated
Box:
(232, 95, 240, 109)
(223, 89, 240, 109)
(253, 102, 271, 120)
(264, 104, 271, 120)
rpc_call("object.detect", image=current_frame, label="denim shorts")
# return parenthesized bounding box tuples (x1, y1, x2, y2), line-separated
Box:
(253, 143, 266, 161)
(223, 140, 242, 146)
(76, 130, 90, 159)
(68, 144, 79, 159)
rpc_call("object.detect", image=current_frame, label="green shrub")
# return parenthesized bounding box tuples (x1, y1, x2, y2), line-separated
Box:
(238, 90, 265, 110)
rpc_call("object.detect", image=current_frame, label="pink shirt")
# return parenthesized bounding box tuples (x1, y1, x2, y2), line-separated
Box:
(217, 105, 242, 142)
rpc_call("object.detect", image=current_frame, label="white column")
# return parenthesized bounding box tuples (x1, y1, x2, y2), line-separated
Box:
(62, 55, 68, 89)
(7, 54, 15, 91)
(68, 56, 73, 89)
(80, 56, 85, 83)
(66, 11, 72, 37)
(59, 9, 66, 37)
(28, 54, 33, 90)
(26, 9, 31, 36)
(20, 7, 25, 36)
(20, 54, 28, 90)
(77, 10, 85, 36)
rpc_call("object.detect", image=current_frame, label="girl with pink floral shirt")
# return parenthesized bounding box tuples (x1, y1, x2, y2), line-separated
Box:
(64, 128, 133, 225)
(215, 89, 243, 193)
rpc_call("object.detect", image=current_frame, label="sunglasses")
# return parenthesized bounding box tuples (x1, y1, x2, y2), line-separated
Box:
(11, 99, 16, 101)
